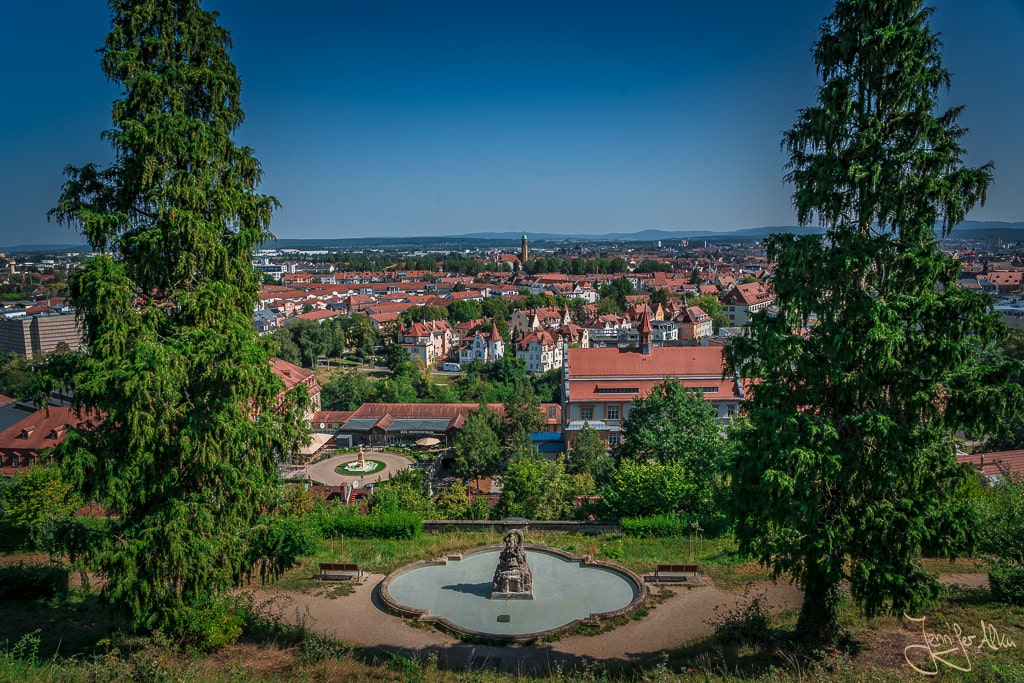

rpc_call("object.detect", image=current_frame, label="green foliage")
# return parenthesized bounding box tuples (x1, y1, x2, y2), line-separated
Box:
(600, 459, 697, 519)
(246, 514, 320, 584)
(725, 0, 1019, 645)
(568, 421, 612, 481)
(313, 504, 422, 540)
(271, 319, 345, 368)
(530, 366, 562, 403)
(451, 405, 503, 479)
(620, 513, 690, 538)
(341, 314, 378, 360)
(496, 453, 579, 520)
(46, 0, 309, 638)
(321, 369, 373, 411)
(689, 293, 728, 332)
(0, 351, 33, 400)
(0, 563, 68, 602)
(433, 480, 473, 520)
(501, 381, 545, 450)
(446, 299, 482, 324)
(988, 564, 1024, 607)
(370, 468, 434, 517)
(970, 475, 1024, 565)
(168, 594, 250, 652)
(616, 379, 730, 517)
(381, 343, 411, 370)
(0, 465, 81, 554)
(278, 482, 317, 516)
(398, 304, 448, 326)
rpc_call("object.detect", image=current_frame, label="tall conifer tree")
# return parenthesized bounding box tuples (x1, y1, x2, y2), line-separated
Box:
(49, 0, 307, 634)
(726, 0, 1019, 644)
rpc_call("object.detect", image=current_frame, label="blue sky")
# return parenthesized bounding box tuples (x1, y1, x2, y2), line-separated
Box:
(2, 1, 1022, 246)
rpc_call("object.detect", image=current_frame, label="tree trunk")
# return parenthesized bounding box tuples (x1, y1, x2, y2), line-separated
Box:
(796, 570, 842, 645)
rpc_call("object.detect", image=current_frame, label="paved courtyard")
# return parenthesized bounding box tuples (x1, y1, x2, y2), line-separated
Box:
(297, 451, 418, 487)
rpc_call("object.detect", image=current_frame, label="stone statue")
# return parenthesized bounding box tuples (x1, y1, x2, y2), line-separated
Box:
(491, 529, 533, 599)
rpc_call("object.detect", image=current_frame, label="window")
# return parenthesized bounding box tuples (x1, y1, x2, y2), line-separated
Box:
(595, 387, 639, 395)
(608, 434, 621, 446)
(606, 405, 620, 420)
(580, 406, 594, 421)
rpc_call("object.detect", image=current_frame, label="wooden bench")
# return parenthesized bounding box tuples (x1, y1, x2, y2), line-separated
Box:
(651, 563, 700, 582)
(317, 562, 362, 581)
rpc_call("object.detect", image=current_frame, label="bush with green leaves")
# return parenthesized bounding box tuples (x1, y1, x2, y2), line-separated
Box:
(621, 512, 731, 539)
(167, 594, 251, 652)
(975, 476, 1024, 605)
(313, 504, 422, 539)
(246, 514, 321, 583)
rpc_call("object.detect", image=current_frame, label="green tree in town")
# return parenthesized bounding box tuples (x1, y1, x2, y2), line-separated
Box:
(0, 351, 34, 400)
(496, 452, 579, 520)
(616, 379, 729, 517)
(434, 480, 473, 520)
(567, 422, 611, 481)
(502, 381, 545, 455)
(600, 459, 693, 519)
(342, 314, 378, 360)
(725, 0, 1019, 645)
(689, 293, 728, 332)
(0, 465, 82, 555)
(370, 469, 434, 517)
(983, 329, 1024, 451)
(320, 368, 373, 411)
(530, 366, 562, 403)
(446, 299, 482, 324)
(452, 406, 503, 483)
(47, 0, 308, 638)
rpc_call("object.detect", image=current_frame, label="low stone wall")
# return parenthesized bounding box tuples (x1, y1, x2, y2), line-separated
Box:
(422, 520, 620, 535)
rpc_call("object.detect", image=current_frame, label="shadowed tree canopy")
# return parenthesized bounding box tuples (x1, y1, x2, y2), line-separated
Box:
(725, 0, 1020, 645)
(46, 0, 308, 638)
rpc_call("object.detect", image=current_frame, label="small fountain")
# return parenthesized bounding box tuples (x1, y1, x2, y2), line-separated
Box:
(342, 445, 380, 473)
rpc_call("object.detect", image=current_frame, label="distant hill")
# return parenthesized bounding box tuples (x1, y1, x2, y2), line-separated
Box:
(5, 220, 1022, 253)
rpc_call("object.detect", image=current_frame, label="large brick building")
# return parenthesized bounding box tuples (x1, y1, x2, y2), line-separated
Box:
(0, 311, 84, 357)
(561, 314, 744, 447)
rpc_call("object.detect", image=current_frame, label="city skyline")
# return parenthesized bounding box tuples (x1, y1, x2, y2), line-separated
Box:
(3, 0, 1023, 246)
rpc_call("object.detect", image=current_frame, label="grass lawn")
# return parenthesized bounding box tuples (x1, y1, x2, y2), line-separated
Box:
(2, 538, 1021, 682)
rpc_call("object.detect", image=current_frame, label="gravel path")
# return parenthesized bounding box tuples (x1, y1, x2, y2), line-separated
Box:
(249, 573, 804, 675)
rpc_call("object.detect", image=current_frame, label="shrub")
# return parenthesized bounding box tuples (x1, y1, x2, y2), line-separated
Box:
(621, 511, 731, 539)
(988, 563, 1024, 606)
(0, 563, 69, 601)
(168, 594, 250, 652)
(313, 504, 422, 539)
(247, 514, 321, 583)
(707, 590, 771, 646)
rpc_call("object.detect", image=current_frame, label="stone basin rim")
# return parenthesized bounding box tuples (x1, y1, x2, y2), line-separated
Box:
(378, 544, 648, 643)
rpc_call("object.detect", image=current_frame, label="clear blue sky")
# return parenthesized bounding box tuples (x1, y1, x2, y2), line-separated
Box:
(2, 1, 1022, 246)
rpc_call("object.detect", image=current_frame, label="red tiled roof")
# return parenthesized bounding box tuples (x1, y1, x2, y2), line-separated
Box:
(566, 346, 727, 378)
(0, 406, 95, 457)
(958, 450, 1024, 479)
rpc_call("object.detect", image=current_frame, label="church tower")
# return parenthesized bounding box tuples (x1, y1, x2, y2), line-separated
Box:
(521, 233, 529, 264)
